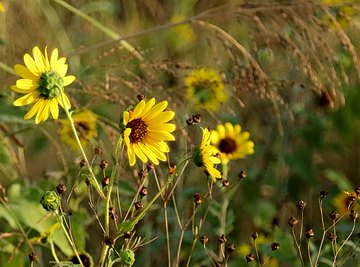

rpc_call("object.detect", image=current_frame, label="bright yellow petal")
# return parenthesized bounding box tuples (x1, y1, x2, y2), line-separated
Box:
(133, 144, 148, 163)
(137, 98, 155, 118)
(16, 78, 38, 90)
(63, 75, 75, 86)
(50, 98, 59, 119)
(123, 111, 130, 124)
(24, 100, 42, 120)
(148, 130, 175, 141)
(32, 46, 47, 73)
(216, 124, 226, 138)
(14, 64, 38, 80)
(148, 123, 176, 132)
(34, 100, 46, 124)
(23, 53, 40, 76)
(142, 101, 168, 121)
(132, 100, 145, 119)
(146, 111, 175, 125)
(50, 48, 59, 70)
(11, 85, 34, 94)
(225, 122, 234, 137)
(138, 143, 159, 164)
(56, 93, 71, 110)
(127, 145, 136, 166)
(145, 143, 167, 161)
(56, 58, 67, 76)
(13, 91, 40, 106)
(38, 100, 51, 123)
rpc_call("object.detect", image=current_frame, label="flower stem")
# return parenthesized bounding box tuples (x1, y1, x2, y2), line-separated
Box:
(49, 240, 60, 263)
(58, 214, 83, 266)
(63, 106, 105, 199)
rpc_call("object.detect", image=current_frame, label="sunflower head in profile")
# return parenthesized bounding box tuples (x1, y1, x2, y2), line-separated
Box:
(333, 191, 359, 216)
(185, 67, 228, 111)
(211, 122, 254, 164)
(11, 46, 75, 124)
(122, 98, 176, 166)
(192, 128, 222, 181)
(59, 110, 97, 150)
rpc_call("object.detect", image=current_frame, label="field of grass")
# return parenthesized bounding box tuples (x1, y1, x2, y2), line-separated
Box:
(0, 1, 360, 266)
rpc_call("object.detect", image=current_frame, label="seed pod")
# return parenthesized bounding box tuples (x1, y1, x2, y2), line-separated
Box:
(296, 200, 306, 210)
(288, 216, 299, 227)
(271, 242, 280, 251)
(200, 235, 209, 245)
(56, 183, 67, 194)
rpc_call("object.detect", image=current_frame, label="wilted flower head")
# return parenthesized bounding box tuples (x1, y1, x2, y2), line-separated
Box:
(119, 249, 135, 266)
(40, 191, 60, 212)
(11, 46, 75, 124)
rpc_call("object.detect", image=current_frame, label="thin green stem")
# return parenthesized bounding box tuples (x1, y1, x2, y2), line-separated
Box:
(58, 214, 83, 266)
(332, 220, 356, 267)
(62, 104, 105, 199)
(0, 61, 17, 75)
(99, 136, 123, 267)
(218, 163, 229, 262)
(314, 198, 326, 266)
(49, 240, 60, 263)
(51, 0, 143, 61)
(307, 239, 313, 267)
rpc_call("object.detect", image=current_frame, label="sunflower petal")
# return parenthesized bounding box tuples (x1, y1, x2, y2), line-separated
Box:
(148, 123, 176, 132)
(146, 111, 175, 125)
(50, 98, 59, 119)
(24, 100, 42, 120)
(137, 98, 155, 118)
(133, 144, 148, 163)
(63, 75, 75, 86)
(50, 48, 59, 70)
(14, 64, 38, 80)
(132, 100, 145, 119)
(13, 91, 40, 106)
(138, 143, 159, 165)
(147, 130, 175, 141)
(11, 85, 34, 94)
(32, 46, 46, 73)
(142, 101, 168, 121)
(24, 53, 40, 76)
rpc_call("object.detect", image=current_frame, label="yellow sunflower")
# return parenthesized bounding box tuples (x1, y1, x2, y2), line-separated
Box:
(0, 2, 5, 13)
(333, 191, 359, 215)
(11, 46, 75, 124)
(123, 98, 176, 166)
(185, 67, 228, 111)
(59, 110, 97, 150)
(211, 122, 254, 164)
(192, 128, 222, 181)
(169, 15, 195, 48)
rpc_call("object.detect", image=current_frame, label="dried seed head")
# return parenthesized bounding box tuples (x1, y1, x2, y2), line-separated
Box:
(200, 235, 209, 245)
(238, 170, 247, 179)
(109, 207, 118, 220)
(251, 232, 258, 241)
(124, 231, 132, 239)
(355, 186, 360, 196)
(140, 186, 148, 197)
(305, 228, 315, 239)
(186, 117, 194, 126)
(348, 192, 357, 202)
(85, 178, 91, 186)
(192, 114, 202, 124)
(138, 169, 148, 178)
(95, 147, 103, 155)
(329, 210, 339, 221)
(246, 254, 255, 262)
(350, 209, 358, 222)
(320, 190, 328, 199)
(79, 159, 87, 168)
(222, 179, 230, 187)
(288, 216, 299, 227)
(218, 234, 227, 244)
(226, 242, 236, 253)
(194, 193, 202, 205)
(56, 183, 67, 194)
(327, 232, 337, 242)
(104, 236, 115, 247)
(297, 200, 306, 210)
(146, 163, 155, 172)
(137, 93, 146, 101)
(102, 176, 110, 187)
(99, 160, 108, 169)
(271, 242, 280, 251)
(29, 252, 37, 262)
(134, 201, 143, 211)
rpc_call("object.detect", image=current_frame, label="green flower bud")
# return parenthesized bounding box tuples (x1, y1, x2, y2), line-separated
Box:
(119, 249, 135, 266)
(40, 191, 60, 211)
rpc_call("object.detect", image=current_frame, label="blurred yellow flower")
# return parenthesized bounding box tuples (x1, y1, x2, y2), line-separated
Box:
(0, 2, 5, 13)
(333, 191, 359, 215)
(123, 98, 175, 166)
(185, 67, 227, 111)
(59, 110, 97, 150)
(322, 0, 355, 28)
(170, 15, 195, 47)
(192, 128, 222, 181)
(11, 46, 75, 124)
(211, 122, 254, 164)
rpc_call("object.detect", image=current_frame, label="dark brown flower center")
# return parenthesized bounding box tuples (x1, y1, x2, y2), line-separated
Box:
(126, 119, 148, 143)
(76, 122, 90, 139)
(218, 137, 237, 154)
